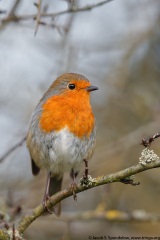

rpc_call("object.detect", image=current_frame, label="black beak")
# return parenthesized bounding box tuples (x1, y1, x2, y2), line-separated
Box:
(86, 86, 98, 92)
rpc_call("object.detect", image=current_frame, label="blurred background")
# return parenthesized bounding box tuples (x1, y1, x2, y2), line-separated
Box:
(0, 0, 160, 239)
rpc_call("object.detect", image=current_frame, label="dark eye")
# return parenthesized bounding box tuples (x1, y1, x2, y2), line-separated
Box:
(68, 83, 75, 90)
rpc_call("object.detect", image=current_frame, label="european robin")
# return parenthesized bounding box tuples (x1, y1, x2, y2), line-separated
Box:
(27, 73, 98, 215)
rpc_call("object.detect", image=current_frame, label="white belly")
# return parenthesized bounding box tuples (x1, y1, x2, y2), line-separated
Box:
(30, 127, 96, 176)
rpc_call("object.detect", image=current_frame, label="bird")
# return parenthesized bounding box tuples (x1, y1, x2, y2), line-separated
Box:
(27, 73, 98, 215)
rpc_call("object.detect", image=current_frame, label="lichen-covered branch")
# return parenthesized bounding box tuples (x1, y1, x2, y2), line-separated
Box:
(16, 154, 160, 235)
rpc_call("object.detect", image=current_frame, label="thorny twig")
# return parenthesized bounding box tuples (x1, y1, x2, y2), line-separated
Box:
(141, 132, 160, 147)
(34, 0, 42, 36)
(8, 0, 21, 18)
(0, 0, 114, 24)
(12, 224, 15, 240)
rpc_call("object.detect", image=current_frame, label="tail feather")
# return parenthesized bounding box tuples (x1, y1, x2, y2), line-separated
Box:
(49, 176, 63, 216)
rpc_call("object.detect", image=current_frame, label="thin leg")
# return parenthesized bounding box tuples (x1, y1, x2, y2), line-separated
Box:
(83, 159, 88, 179)
(70, 169, 78, 179)
(70, 169, 78, 201)
(42, 171, 53, 214)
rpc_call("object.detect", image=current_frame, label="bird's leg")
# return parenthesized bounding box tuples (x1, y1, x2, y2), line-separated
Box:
(83, 159, 88, 180)
(70, 168, 78, 201)
(42, 171, 53, 214)
(80, 159, 94, 187)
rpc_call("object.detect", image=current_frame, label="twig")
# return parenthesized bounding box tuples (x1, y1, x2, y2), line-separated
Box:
(1, 0, 114, 24)
(0, 136, 26, 163)
(12, 224, 15, 240)
(8, 0, 21, 18)
(141, 132, 160, 147)
(16, 158, 160, 234)
(34, 0, 42, 36)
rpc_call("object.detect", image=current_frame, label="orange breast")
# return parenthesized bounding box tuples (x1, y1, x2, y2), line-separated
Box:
(39, 91, 95, 138)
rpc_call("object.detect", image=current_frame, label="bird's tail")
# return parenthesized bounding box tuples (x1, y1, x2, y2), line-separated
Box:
(49, 176, 63, 216)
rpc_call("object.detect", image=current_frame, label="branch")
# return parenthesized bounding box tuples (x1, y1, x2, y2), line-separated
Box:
(58, 209, 160, 223)
(0, 136, 26, 163)
(1, 0, 114, 24)
(7, 0, 21, 18)
(34, 0, 42, 36)
(141, 131, 160, 147)
(16, 156, 160, 235)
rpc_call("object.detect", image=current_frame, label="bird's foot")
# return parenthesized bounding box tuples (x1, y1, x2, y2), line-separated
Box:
(69, 182, 77, 201)
(42, 194, 54, 214)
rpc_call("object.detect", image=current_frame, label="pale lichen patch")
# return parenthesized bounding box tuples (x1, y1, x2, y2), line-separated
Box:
(139, 148, 159, 166)
(80, 175, 96, 187)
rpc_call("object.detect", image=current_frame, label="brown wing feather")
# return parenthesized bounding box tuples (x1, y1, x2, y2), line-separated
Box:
(31, 158, 40, 175)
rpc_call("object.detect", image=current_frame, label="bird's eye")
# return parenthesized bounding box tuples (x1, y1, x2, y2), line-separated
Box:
(68, 83, 75, 90)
